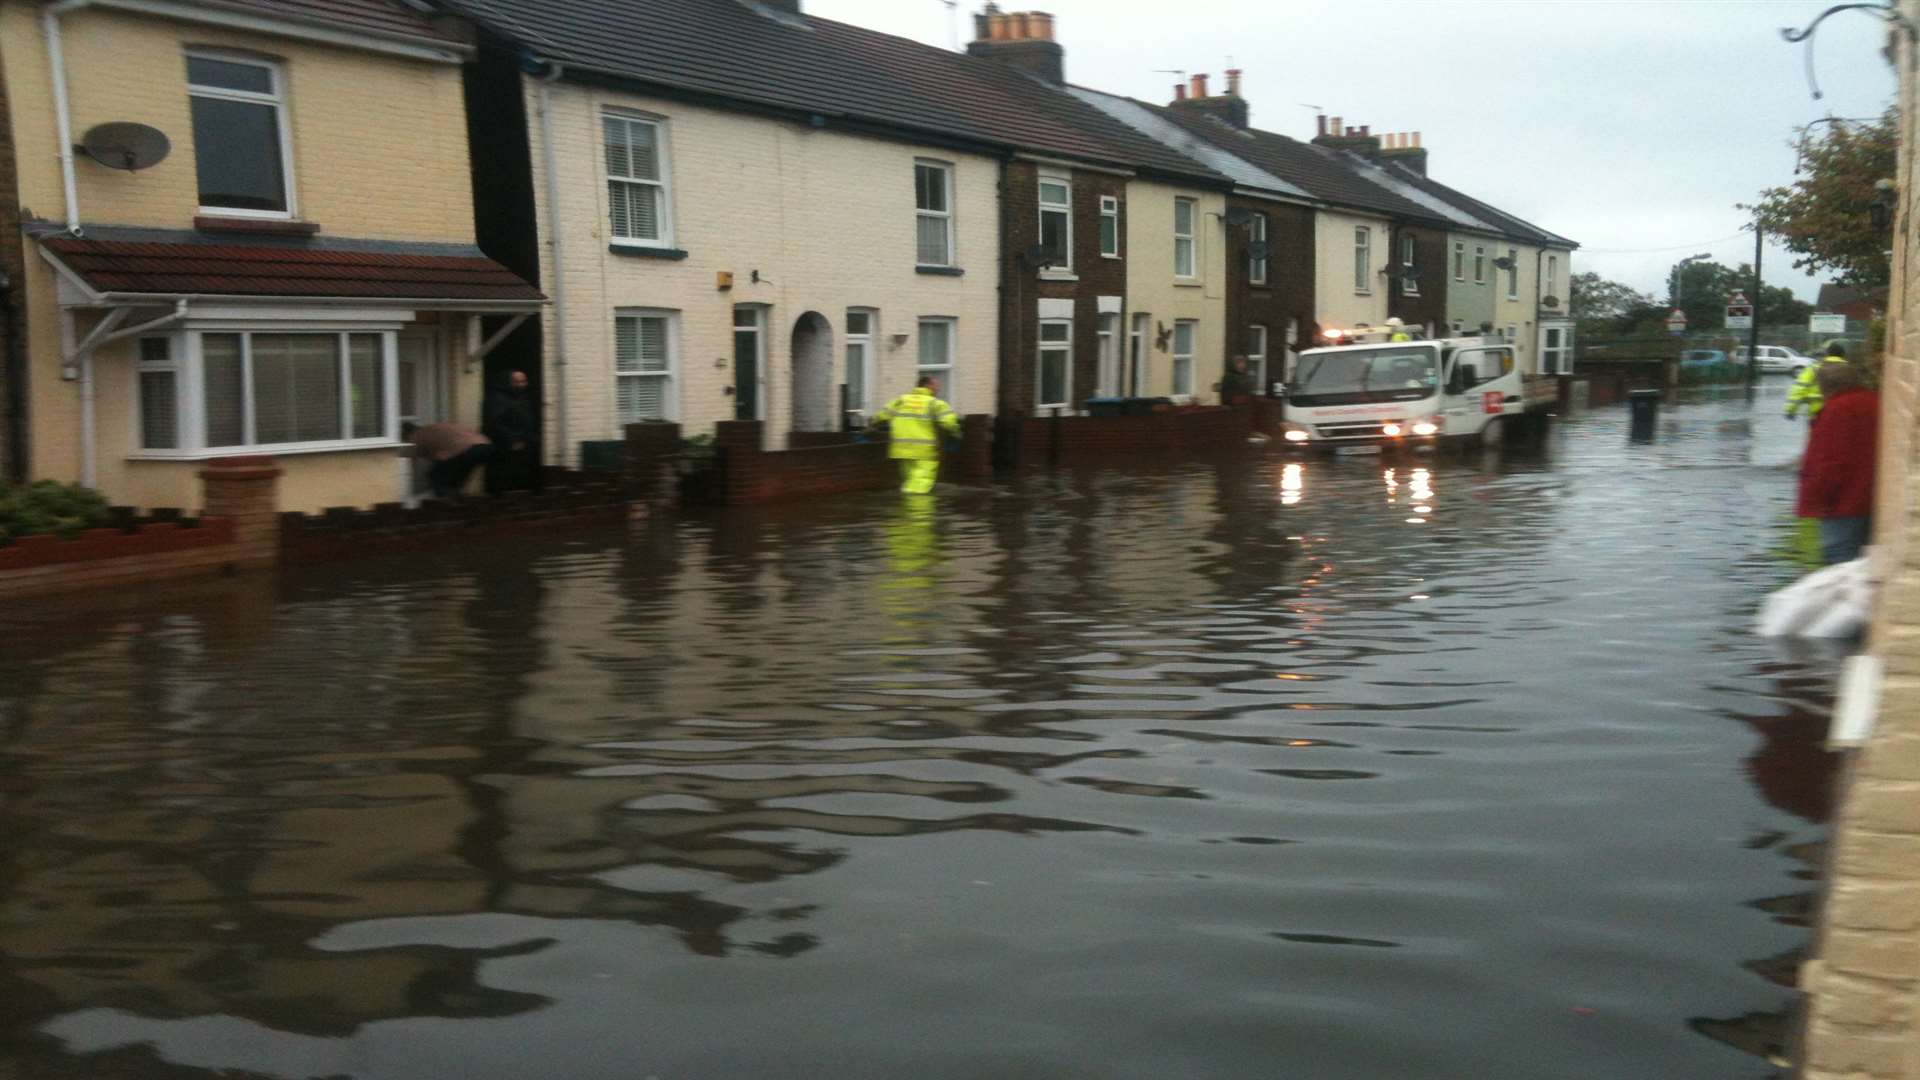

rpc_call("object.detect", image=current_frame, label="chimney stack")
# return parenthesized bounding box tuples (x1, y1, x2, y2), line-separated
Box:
(1316, 114, 1327, 137)
(1173, 82, 1187, 101)
(966, 5, 1065, 84)
(1313, 114, 1383, 161)
(1378, 130, 1429, 175)
(1167, 68, 1249, 129)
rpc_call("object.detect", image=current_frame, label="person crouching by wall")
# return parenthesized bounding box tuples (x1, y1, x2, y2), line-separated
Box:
(1796, 362, 1878, 564)
(403, 420, 496, 499)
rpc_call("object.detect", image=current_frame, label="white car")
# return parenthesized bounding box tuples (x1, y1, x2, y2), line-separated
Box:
(1734, 345, 1814, 375)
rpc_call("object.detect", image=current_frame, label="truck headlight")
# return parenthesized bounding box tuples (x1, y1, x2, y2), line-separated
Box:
(1283, 425, 1311, 443)
(1411, 420, 1439, 436)
(1382, 423, 1403, 437)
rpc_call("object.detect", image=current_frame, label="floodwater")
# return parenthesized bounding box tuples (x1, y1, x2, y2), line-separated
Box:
(0, 386, 1842, 1080)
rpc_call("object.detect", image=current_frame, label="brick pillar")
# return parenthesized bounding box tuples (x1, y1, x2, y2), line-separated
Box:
(713, 421, 763, 505)
(199, 456, 282, 568)
(958, 414, 993, 479)
(624, 421, 681, 506)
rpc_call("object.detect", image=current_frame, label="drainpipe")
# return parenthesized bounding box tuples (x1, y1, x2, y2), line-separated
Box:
(0, 271, 23, 483)
(43, 1, 90, 235)
(535, 61, 570, 466)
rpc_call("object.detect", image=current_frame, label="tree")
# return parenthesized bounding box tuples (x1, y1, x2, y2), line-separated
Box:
(1569, 271, 1654, 322)
(1743, 107, 1898, 288)
(1671, 260, 1813, 331)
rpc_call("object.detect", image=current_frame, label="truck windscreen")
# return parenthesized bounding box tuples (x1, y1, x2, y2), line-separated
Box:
(1289, 347, 1439, 406)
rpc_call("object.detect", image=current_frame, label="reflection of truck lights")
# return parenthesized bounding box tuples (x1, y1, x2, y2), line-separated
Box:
(1280, 463, 1304, 505)
(1381, 423, 1402, 437)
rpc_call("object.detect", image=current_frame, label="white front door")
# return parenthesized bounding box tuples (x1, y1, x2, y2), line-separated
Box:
(398, 335, 446, 498)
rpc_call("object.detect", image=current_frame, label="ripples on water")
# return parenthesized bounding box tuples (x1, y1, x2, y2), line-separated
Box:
(0, 389, 1839, 1079)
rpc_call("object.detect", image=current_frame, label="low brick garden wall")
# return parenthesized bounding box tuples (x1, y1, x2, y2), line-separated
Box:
(1014, 404, 1256, 466)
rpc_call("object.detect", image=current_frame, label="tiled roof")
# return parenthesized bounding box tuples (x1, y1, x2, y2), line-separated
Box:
(38, 234, 542, 304)
(1068, 87, 1311, 200)
(209, 0, 469, 48)
(441, 0, 1229, 182)
(1141, 106, 1451, 225)
(1379, 163, 1578, 249)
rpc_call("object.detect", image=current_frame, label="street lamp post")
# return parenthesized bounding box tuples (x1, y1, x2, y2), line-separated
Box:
(1668, 252, 1713, 313)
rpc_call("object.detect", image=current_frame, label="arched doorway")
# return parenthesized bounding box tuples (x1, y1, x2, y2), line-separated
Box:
(790, 312, 834, 433)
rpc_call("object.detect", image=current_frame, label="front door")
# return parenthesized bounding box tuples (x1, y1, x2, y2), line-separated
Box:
(398, 335, 446, 498)
(734, 306, 763, 421)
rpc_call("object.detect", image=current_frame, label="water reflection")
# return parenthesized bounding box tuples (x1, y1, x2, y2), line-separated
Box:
(0, 394, 1842, 1079)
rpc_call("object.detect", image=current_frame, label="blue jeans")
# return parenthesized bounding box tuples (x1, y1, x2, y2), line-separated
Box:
(1818, 516, 1870, 565)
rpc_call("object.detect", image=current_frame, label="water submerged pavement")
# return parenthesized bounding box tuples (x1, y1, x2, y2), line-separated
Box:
(0, 384, 1842, 1079)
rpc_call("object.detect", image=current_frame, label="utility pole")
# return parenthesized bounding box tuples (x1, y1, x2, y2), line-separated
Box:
(1747, 223, 1763, 384)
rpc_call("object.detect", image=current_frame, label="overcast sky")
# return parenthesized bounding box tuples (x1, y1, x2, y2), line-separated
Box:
(806, 0, 1897, 305)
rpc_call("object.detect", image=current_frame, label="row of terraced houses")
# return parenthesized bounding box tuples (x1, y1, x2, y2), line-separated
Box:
(0, 0, 1576, 512)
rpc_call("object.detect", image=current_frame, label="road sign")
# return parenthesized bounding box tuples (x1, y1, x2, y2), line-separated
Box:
(1726, 315, 1753, 330)
(1810, 312, 1847, 334)
(1725, 291, 1753, 330)
(1665, 309, 1688, 335)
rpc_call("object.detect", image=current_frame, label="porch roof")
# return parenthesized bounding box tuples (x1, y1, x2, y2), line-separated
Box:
(34, 228, 543, 309)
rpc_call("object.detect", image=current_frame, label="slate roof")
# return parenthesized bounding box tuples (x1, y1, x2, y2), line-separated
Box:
(440, 0, 1230, 182)
(1140, 105, 1455, 226)
(37, 232, 542, 304)
(1067, 87, 1311, 200)
(208, 0, 469, 48)
(1379, 163, 1578, 249)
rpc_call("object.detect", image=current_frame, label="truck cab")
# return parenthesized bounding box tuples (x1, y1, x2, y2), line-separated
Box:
(1278, 329, 1525, 450)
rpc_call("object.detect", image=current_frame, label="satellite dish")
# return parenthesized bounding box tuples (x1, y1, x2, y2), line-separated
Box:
(1223, 207, 1255, 227)
(79, 122, 170, 171)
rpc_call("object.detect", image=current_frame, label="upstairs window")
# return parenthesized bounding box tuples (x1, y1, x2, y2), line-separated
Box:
(1038, 174, 1072, 270)
(187, 53, 292, 217)
(1453, 241, 1466, 281)
(605, 112, 673, 247)
(1248, 211, 1268, 285)
(915, 161, 954, 267)
(1506, 247, 1519, 298)
(1174, 197, 1197, 278)
(1473, 244, 1486, 284)
(1099, 196, 1120, 258)
(1546, 255, 1560, 301)
(1401, 233, 1419, 296)
(1353, 227, 1371, 293)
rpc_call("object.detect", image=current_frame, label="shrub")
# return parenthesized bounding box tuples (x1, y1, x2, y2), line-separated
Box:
(0, 480, 113, 544)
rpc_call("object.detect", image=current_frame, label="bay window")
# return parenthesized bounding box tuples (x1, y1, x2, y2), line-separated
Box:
(133, 330, 397, 455)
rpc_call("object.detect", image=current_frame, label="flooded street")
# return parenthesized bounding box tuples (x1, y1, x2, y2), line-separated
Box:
(0, 388, 1841, 1079)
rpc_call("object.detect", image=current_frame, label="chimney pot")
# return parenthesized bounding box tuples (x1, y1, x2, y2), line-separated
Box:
(1225, 68, 1242, 97)
(1331, 116, 1341, 136)
(1412, 131, 1421, 148)
(1316, 114, 1327, 137)
(1173, 83, 1187, 101)
(1359, 124, 1369, 136)
(1033, 12, 1053, 40)
(1014, 12, 1031, 38)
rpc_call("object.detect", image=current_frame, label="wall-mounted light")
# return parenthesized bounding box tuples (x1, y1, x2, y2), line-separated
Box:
(890, 333, 910, 349)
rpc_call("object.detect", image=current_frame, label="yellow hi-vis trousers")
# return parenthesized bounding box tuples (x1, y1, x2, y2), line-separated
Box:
(899, 459, 940, 494)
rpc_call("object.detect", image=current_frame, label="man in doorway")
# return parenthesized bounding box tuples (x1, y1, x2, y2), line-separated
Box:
(483, 370, 538, 492)
(403, 420, 495, 499)
(871, 376, 961, 495)
(1218, 355, 1255, 405)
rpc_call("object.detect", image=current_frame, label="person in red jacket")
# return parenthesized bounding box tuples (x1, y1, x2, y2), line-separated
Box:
(1796, 362, 1878, 564)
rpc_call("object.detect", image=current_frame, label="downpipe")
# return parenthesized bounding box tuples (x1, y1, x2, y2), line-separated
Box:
(42, 1, 90, 235)
(535, 60, 570, 467)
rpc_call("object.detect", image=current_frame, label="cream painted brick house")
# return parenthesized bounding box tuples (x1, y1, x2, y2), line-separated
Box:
(0, 0, 541, 512)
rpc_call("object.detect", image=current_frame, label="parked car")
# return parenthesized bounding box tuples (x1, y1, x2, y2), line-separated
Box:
(1680, 348, 1728, 368)
(1733, 345, 1814, 375)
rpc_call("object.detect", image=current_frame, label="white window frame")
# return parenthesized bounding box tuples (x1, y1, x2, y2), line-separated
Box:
(615, 308, 680, 423)
(1453, 240, 1466, 281)
(1473, 244, 1486, 285)
(1037, 318, 1073, 410)
(1545, 255, 1560, 301)
(1353, 227, 1371, 294)
(128, 327, 400, 459)
(1038, 171, 1073, 273)
(1246, 323, 1268, 391)
(915, 159, 955, 268)
(185, 50, 297, 220)
(1099, 195, 1121, 259)
(1541, 325, 1570, 374)
(1095, 312, 1120, 397)
(732, 305, 767, 421)
(1401, 233, 1419, 297)
(604, 109, 675, 250)
(136, 336, 181, 451)
(1172, 319, 1197, 395)
(1248, 211, 1268, 286)
(1174, 197, 1198, 280)
(1129, 312, 1149, 396)
(918, 317, 957, 404)
(1505, 323, 1519, 344)
(845, 308, 876, 417)
(1506, 247, 1519, 299)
